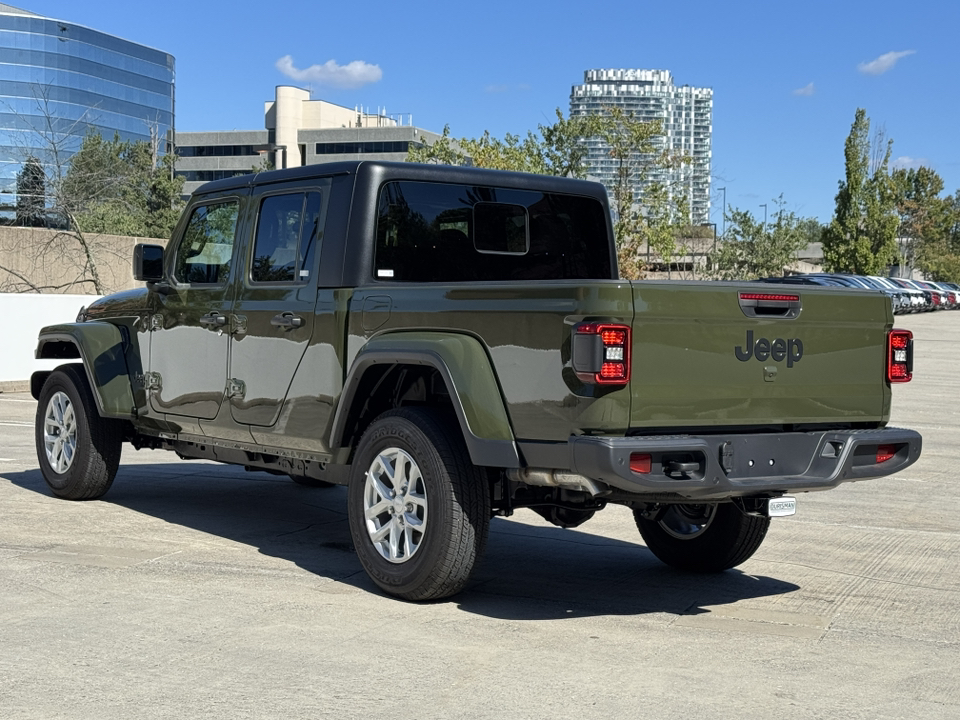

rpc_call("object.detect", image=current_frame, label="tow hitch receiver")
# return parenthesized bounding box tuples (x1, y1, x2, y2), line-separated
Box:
(767, 496, 797, 517)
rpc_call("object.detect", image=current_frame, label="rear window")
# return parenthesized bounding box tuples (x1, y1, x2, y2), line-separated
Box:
(374, 180, 611, 282)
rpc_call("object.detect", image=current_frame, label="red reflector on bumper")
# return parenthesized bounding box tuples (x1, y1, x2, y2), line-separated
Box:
(876, 445, 897, 463)
(630, 453, 652, 474)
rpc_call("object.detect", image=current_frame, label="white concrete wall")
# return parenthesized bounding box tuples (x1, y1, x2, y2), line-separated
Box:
(0, 294, 101, 384)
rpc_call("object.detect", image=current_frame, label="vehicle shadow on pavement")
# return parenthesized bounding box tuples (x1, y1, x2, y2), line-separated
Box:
(460, 520, 799, 620)
(5, 461, 799, 619)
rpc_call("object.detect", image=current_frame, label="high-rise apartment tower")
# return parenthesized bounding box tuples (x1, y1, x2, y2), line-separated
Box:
(570, 69, 712, 224)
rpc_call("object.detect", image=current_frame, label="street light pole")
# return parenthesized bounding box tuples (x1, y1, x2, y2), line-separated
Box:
(701, 222, 717, 275)
(760, 203, 767, 227)
(717, 186, 726, 237)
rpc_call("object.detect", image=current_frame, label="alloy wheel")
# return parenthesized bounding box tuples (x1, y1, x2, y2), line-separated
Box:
(43, 391, 77, 474)
(362, 447, 428, 563)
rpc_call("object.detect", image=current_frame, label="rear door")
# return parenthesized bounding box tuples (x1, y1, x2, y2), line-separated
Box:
(228, 181, 330, 427)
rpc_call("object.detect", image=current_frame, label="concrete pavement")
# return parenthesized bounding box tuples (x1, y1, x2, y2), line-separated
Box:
(1, 311, 959, 719)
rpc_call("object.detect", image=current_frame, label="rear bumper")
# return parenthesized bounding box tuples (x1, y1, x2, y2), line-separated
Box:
(570, 427, 922, 500)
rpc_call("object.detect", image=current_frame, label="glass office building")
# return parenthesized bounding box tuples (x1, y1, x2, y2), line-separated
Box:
(0, 4, 175, 212)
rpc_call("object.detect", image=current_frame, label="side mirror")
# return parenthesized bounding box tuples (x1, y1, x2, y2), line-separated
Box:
(133, 243, 164, 282)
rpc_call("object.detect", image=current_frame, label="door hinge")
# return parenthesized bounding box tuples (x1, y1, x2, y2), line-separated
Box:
(143, 371, 162, 391)
(149, 314, 164, 331)
(227, 378, 246, 399)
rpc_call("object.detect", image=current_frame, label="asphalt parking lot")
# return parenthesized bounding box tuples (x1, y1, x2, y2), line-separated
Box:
(2, 311, 959, 720)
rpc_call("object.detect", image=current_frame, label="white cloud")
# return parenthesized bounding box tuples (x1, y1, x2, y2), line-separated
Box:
(275, 55, 382, 89)
(893, 156, 929, 170)
(793, 82, 815, 96)
(857, 50, 915, 76)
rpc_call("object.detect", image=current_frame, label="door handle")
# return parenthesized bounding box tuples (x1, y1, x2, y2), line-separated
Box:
(199, 312, 227, 327)
(271, 312, 303, 329)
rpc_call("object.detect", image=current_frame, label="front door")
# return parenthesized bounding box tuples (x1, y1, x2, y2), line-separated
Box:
(149, 196, 243, 420)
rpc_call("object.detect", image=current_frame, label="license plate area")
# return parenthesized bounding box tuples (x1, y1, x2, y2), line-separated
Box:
(717, 433, 822, 479)
(767, 496, 797, 517)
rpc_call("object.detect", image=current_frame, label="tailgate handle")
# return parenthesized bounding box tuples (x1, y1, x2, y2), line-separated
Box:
(738, 292, 801, 319)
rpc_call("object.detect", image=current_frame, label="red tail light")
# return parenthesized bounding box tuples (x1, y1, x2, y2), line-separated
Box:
(572, 323, 631, 385)
(887, 329, 913, 383)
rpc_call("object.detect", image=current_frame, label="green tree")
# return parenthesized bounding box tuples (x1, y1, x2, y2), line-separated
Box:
(708, 196, 810, 280)
(914, 189, 960, 282)
(891, 165, 949, 274)
(799, 217, 823, 248)
(0, 86, 186, 292)
(822, 108, 899, 274)
(406, 124, 467, 167)
(15, 155, 46, 227)
(61, 131, 184, 240)
(538, 108, 605, 178)
(406, 110, 603, 178)
(597, 106, 690, 279)
(0, 92, 185, 293)
(250, 154, 274, 174)
(409, 109, 690, 279)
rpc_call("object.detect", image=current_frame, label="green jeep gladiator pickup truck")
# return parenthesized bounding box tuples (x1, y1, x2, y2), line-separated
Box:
(32, 161, 922, 600)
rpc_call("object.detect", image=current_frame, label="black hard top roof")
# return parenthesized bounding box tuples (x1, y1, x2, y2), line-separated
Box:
(191, 160, 609, 201)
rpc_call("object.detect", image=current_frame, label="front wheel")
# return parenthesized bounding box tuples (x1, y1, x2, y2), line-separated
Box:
(634, 503, 770, 572)
(347, 408, 491, 601)
(35, 365, 122, 500)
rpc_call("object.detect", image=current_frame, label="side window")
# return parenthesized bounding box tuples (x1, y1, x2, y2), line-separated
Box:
(173, 201, 239, 285)
(251, 192, 324, 283)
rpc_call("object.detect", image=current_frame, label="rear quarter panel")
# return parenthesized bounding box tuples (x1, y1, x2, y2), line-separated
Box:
(348, 281, 635, 442)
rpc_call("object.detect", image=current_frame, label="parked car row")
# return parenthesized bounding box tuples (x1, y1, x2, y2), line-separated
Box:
(758, 274, 960, 314)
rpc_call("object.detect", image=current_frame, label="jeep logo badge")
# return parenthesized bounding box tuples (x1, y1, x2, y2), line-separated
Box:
(735, 330, 803, 367)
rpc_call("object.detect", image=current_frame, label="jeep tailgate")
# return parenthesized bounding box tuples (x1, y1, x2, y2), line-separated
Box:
(628, 282, 894, 429)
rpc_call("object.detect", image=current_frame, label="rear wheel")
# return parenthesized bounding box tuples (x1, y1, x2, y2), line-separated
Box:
(633, 502, 769, 572)
(35, 365, 122, 500)
(347, 408, 490, 601)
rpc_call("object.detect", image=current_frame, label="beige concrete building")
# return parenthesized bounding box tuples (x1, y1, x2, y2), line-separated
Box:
(176, 86, 444, 196)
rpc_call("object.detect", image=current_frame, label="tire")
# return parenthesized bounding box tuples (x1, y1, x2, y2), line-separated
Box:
(633, 502, 770, 572)
(289, 474, 336, 488)
(35, 365, 122, 500)
(347, 408, 491, 601)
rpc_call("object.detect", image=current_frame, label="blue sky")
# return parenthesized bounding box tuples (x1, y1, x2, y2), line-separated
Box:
(26, 0, 960, 223)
